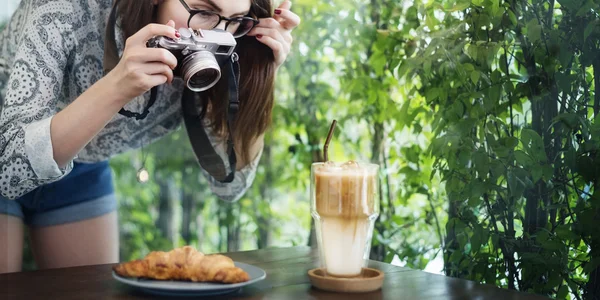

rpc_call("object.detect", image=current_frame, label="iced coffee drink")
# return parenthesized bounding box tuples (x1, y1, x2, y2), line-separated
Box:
(311, 161, 379, 277)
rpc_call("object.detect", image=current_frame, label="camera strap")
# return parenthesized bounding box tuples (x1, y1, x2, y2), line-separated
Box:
(181, 55, 240, 183)
(102, 1, 239, 183)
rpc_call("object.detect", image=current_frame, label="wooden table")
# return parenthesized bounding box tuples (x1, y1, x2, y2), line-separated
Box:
(2, 246, 549, 299)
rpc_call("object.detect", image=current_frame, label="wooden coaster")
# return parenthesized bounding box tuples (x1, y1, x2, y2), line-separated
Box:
(307, 268, 384, 293)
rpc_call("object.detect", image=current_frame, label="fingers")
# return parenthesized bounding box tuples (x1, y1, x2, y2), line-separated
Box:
(127, 21, 178, 46)
(249, 8, 298, 67)
(277, 0, 292, 10)
(144, 63, 174, 84)
(256, 17, 280, 29)
(129, 48, 177, 70)
(256, 35, 285, 59)
(145, 74, 169, 88)
(274, 9, 301, 29)
(249, 27, 289, 52)
(252, 18, 295, 41)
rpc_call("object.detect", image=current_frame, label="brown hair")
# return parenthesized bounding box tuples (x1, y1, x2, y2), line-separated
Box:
(116, 0, 275, 163)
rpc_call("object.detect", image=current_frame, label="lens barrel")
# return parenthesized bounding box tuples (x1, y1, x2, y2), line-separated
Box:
(181, 51, 221, 92)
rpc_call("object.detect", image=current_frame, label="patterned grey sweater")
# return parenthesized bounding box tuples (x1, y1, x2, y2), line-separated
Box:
(0, 0, 261, 201)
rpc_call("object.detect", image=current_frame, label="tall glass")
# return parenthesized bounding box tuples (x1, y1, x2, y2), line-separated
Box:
(310, 161, 379, 277)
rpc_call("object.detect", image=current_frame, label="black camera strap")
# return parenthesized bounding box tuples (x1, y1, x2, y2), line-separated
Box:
(102, 0, 239, 183)
(182, 55, 240, 183)
(118, 87, 159, 120)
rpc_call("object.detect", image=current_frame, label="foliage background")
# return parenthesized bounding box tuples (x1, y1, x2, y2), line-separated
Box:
(3, 0, 600, 298)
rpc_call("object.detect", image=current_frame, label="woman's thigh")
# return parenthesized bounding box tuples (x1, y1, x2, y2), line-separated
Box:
(0, 214, 24, 273)
(29, 210, 119, 270)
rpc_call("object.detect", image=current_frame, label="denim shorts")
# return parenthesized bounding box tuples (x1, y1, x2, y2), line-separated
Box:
(0, 161, 117, 227)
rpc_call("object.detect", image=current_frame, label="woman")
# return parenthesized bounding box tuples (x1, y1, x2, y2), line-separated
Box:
(0, 0, 299, 273)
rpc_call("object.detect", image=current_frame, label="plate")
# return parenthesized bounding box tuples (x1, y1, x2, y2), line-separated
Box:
(113, 262, 266, 297)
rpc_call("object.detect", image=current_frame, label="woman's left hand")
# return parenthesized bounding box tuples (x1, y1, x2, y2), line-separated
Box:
(247, 1, 300, 68)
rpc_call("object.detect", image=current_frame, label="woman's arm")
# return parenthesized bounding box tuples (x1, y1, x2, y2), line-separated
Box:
(50, 75, 130, 168)
(50, 21, 177, 167)
(0, 0, 179, 199)
(0, 2, 81, 199)
(52, 22, 180, 168)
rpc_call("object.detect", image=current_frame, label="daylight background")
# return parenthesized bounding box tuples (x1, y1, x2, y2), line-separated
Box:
(3, 0, 600, 299)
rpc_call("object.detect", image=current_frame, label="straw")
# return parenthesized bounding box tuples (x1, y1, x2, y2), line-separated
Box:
(323, 120, 337, 162)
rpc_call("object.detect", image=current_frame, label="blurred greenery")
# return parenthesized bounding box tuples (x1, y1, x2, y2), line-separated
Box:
(4, 0, 600, 298)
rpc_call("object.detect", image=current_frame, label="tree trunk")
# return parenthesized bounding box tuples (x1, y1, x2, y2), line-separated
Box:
(369, 122, 385, 262)
(307, 129, 324, 247)
(156, 175, 178, 246)
(181, 183, 195, 246)
(196, 212, 205, 252)
(226, 205, 240, 252)
(516, 1, 557, 291)
(444, 193, 459, 277)
(585, 59, 600, 300)
(256, 143, 272, 249)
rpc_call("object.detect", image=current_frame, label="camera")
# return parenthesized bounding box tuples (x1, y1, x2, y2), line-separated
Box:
(147, 28, 237, 92)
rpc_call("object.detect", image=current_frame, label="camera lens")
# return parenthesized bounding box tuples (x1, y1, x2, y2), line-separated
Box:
(181, 51, 221, 92)
(189, 69, 220, 88)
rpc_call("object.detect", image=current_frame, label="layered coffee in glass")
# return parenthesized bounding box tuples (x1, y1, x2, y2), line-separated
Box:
(310, 161, 379, 277)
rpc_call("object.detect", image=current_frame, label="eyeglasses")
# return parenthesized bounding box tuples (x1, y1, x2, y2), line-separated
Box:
(178, 0, 259, 38)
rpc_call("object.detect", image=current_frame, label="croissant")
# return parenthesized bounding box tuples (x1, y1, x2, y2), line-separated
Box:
(113, 246, 250, 284)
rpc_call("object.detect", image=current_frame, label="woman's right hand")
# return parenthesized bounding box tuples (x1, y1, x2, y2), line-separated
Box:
(107, 20, 179, 105)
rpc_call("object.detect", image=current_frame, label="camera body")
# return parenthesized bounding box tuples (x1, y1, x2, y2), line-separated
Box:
(147, 28, 237, 92)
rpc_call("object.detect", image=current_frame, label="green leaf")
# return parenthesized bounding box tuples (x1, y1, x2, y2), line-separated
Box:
(471, 71, 480, 84)
(577, 0, 596, 16)
(463, 242, 471, 254)
(369, 51, 387, 76)
(553, 113, 581, 129)
(556, 224, 579, 241)
(506, 142, 524, 161)
(469, 181, 485, 206)
(471, 225, 484, 253)
(584, 21, 595, 41)
(473, 149, 489, 176)
(426, 11, 438, 30)
(577, 156, 596, 182)
(556, 285, 568, 299)
(508, 168, 531, 198)
(485, 85, 501, 112)
(445, 0, 471, 12)
(500, 54, 509, 74)
(542, 164, 554, 181)
(456, 118, 478, 135)
(584, 258, 600, 274)
(463, 63, 475, 72)
(449, 250, 463, 264)
(490, 1, 500, 16)
(558, 44, 573, 67)
(521, 129, 546, 162)
(526, 19, 542, 43)
(503, 136, 519, 148)
(426, 88, 440, 101)
(507, 10, 517, 26)
(424, 60, 432, 74)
